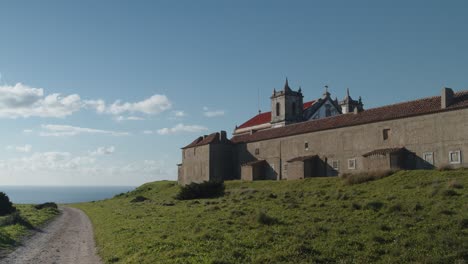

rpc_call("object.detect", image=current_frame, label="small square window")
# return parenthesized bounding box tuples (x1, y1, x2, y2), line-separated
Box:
(332, 160, 340, 171)
(348, 159, 356, 170)
(449, 150, 461, 164)
(383, 129, 390, 140)
(305, 142, 309, 151)
(255, 148, 260, 155)
(423, 152, 434, 165)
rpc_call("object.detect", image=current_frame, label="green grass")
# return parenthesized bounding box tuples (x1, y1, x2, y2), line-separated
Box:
(0, 204, 59, 250)
(73, 170, 468, 264)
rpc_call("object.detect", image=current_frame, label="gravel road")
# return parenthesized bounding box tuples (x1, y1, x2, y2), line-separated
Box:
(0, 207, 102, 264)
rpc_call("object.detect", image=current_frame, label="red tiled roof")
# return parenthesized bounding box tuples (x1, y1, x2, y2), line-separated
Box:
(287, 155, 318, 162)
(231, 90, 468, 144)
(362, 147, 406, 157)
(237, 100, 316, 129)
(182, 132, 231, 149)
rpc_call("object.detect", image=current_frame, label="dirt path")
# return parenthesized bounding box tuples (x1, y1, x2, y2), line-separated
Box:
(0, 207, 102, 264)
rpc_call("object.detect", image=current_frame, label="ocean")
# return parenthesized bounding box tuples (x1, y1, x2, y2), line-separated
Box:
(0, 186, 136, 204)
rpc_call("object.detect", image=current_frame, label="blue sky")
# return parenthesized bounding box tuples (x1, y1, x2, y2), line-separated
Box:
(0, 0, 467, 186)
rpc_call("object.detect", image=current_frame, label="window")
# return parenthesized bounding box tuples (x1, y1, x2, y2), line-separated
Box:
(284, 164, 288, 172)
(292, 102, 296, 115)
(348, 159, 356, 170)
(305, 142, 309, 151)
(383, 129, 391, 140)
(255, 148, 260, 155)
(423, 152, 434, 165)
(332, 160, 340, 171)
(276, 102, 280, 116)
(449, 150, 461, 164)
(193, 148, 196, 156)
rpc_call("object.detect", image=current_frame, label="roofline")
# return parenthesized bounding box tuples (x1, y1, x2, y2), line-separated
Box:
(231, 102, 468, 145)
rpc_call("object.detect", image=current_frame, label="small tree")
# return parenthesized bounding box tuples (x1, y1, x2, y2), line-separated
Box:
(176, 181, 225, 200)
(0, 192, 16, 216)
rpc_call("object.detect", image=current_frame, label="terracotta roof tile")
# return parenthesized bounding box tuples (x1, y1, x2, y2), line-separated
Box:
(287, 155, 318, 162)
(362, 147, 406, 157)
(237, 100, 316, 129)
(231, 91, 468, 144)
(182, 132, 231, 149)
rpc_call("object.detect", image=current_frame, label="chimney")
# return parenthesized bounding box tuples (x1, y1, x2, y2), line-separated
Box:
(441, 87, 454, 109)
(219, 131, 227, 141)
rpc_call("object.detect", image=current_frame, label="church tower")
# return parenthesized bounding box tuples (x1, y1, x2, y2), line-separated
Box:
(339, 88, 364, 114)
(270, 78, 304, 127)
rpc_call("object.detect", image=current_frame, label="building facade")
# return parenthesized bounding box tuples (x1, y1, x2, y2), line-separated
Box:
(178, 81, 468, 185)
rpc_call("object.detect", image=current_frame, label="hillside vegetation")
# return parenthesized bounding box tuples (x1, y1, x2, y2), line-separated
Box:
(74, 170, 468, 264)
(0, 204, 59, 252)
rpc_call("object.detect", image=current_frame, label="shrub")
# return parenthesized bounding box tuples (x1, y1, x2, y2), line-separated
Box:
(438, 164, 453, 171)
(448, 180, 463, 189)
(257, 211, 280, 225)
(176, 181, 225, 200)
(365, 201, 384, 211)
(130, 196, 149, 203)
(342, 170, 395, 185)
(0, 192, 16, 216)
(34, 202, 58, 210)
(442, 189, 459, 197)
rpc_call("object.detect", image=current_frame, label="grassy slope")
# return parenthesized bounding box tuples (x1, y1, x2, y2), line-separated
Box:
(0, 204, 59, 250)
(74, 170, 468, 264)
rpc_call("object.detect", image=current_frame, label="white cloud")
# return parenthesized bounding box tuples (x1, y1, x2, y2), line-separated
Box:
(142, 130, 154, 134)
(90, 146, 115, 156)
(39, 124, 129, 137)
(0, 83, 81, 118)
(202, 106, 225, 117)
(86, 95, 172, 116)
(23, 129, 33, 133)
(114, 116, 145, 122)
(156, 123, 208, 135)
(6, 144, 32, 153)
(173, 110, 186, 117)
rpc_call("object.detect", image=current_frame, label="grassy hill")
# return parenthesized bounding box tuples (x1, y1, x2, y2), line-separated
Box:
(74, 170, 468, 264)
(0, 204, 59, 252)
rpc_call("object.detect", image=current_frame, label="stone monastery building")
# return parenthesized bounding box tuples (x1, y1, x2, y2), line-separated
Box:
(178, 79, 468, 185)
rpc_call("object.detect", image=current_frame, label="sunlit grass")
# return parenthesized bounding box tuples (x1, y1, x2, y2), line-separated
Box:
(0, 204, 59, 250)
(74, 170, 468, 263)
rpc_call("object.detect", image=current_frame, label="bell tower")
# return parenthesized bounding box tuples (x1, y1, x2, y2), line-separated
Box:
(270, 78, 304, 127)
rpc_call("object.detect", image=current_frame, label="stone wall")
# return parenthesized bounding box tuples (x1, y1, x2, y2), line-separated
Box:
(237, 107, 468, 179)
(179, 144, 210, 185)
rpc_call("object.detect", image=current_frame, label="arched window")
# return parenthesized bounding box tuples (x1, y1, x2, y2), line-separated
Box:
(276, 102, 280, 116)
(292, 102, 296, 115)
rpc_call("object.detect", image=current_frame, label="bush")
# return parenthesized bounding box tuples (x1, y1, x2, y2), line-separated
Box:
(176, 181, 225, 200)
(34, 202, 58, 210)
(257, 211, 280, 225)
(447, 180, 463, 189)
(130, 196, 149, 203)
(0, 192, 16, 216)
(438, 164, 453, 171)
(342, 170, 395, 185)
(365, 201, 384, 211)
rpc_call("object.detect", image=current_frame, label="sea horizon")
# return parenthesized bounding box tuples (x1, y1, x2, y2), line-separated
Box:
(0, 185, 137, 204)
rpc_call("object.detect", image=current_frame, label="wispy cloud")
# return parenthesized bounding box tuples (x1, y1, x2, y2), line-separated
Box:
(39, 124, 129, 137)
(6, 144, 32, 153)
(172, 110, 186, 117)
(203, 106, 225, 117)
(156, 123, 208, 135)
(84, 95, 172, 116)
(142, 130, 154, 135)
(0, 83, 81, 118)
(90, 146, 115, 156)
(114, 116, 145, 122)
